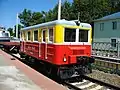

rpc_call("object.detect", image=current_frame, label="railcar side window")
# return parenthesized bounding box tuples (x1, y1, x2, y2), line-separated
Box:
(49, 28, 53, 43)
(64, 28, 76, 42)
(27, 31, 31, 41)
(34, 30, 38, 41)
(79, 30, 88, 42)
(2, 31, 9, 37)
(43, 30, 46, 42)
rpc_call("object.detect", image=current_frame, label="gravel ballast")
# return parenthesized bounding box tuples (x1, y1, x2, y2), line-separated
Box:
(87, 70, 120, 87)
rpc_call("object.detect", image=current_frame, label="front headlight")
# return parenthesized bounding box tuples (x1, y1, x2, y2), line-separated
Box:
(63, 57, 67, 62)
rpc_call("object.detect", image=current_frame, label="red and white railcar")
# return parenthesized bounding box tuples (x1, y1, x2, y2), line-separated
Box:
(20, 19, 94, 79)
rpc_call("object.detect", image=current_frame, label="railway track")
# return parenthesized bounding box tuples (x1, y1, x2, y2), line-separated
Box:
(92, 55, 120, 75)
(63, 75, 120, 90)
(5, 52, 120, 90)
(64, 80, 106, 90)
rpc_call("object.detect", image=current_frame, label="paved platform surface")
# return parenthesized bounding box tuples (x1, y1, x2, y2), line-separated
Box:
(0, 50, 66, 90)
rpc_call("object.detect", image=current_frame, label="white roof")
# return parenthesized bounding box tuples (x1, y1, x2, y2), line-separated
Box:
(94, 12, 120, 22)
(22, 19, 91, 31)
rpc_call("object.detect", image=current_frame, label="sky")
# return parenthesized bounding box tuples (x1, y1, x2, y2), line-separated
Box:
(0, 0, 73, 29)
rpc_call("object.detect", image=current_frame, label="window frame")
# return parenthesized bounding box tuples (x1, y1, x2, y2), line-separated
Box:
(64, 28, 77, 42)
(100, 23, 104, 31)
(79, 29, 89, 42)
(111, 39, 117, 47)
(33, 30, 38, 42)
(48, 28, 54, 43)
(42, 29, 46, 43)
(63, 27, 90, 43)
(112, 21, 117, 30)
(27, 31, 31, 41)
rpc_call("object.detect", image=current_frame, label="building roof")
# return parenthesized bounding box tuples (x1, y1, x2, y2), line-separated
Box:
(94, 12, 120, 22)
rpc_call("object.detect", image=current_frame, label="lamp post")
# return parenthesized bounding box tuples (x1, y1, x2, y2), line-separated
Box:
(16, 13, 18, 38)
(58, 0, 61, 20)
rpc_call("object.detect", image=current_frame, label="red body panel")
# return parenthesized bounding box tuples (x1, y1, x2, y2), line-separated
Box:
(20, 41, 91, 65)
(1, 42, 20, 50)
(1, 42, 20, 46)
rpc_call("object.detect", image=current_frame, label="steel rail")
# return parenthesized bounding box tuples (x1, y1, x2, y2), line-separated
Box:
(63, 81, 82, 90)
(83, 75, 120, 90)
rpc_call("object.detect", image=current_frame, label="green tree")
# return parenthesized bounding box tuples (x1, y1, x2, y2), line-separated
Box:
(61, 0, 72, 20)
(18, 9, 32, 27)
(18, 0, 120, 27)
(18, 1, 73, 27)
(72, 0, 120, 23)
(72, 0, 111, 22)
(7, 28, 14, 36)
(19, 9, 46, 27)
(30, 12, 45, 25)
(109, 0, 120, 12)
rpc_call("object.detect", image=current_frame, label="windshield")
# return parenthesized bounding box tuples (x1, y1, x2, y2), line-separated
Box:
(79, 30, 88, 42)
(64, 28, 89, 42)
(64, 28, 76, 42)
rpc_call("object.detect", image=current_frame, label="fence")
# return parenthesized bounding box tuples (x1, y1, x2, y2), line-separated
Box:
(92, 42, 120, 58)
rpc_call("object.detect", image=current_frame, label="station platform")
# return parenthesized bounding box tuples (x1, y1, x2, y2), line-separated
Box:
(0, 50, 66, 90)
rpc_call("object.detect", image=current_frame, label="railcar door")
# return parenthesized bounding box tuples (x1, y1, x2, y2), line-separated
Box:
(42, 30, 47, 60)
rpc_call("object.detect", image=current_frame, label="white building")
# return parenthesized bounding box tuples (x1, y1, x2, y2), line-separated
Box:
(93, 12, 120, 45)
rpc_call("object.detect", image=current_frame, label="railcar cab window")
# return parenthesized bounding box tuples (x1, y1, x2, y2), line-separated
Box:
(64, 28, 76, 42)
(27, 31, 31, 41)
(79, 30, 88, 42)
(33, 30, 38, 41)
(48, 28, 53, 43)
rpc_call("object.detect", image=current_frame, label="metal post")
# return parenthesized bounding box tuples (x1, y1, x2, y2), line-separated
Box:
(117, 41, 119, 58)
(16, 13, 18, 38)
(58, 0, 61, 20)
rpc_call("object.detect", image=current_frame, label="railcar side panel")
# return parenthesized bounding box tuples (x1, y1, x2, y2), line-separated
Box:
(24, 42, 39, 59)
(20, 41, 91, 65)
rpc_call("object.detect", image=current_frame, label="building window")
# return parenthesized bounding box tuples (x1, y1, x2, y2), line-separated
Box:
(100, 23, 104, 31)
(112, 21, 117, 30)
(64, 28, 76, 42)
(27, 31, 31, 41)
(111, 39, 116, 47)
(49, 28, 53, 43)
(34, 30, 38, 41)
